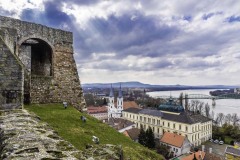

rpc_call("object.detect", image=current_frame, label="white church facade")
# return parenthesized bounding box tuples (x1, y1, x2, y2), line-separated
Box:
(107, 85, 123, 119)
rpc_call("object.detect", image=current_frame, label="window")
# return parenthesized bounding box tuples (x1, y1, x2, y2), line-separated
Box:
(176, 149, 178, 152)
(144, 117, 146, 122)
(173, 123, 175, 129)
(152, 119, 155, 124)
(179, 124, 181, 130)
(168, 122, 170, 127)
(186, 126, 188, 132)
(140, 116, 142, 121)
(148, 118, 151, 123)
(163, 121, 165, 126)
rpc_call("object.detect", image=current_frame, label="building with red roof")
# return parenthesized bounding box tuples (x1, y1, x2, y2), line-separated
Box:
(160, 132, 191, 157)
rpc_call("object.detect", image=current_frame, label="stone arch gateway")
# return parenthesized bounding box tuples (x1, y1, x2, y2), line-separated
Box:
(0, 15, 85, 110)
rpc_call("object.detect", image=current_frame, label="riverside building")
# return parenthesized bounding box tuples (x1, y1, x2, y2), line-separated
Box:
(122, 98, 212, 146)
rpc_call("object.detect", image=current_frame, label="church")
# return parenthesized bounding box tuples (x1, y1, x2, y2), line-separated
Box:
(107, 85, 123, 119)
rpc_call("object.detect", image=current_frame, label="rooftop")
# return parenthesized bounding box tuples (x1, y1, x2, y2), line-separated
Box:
(87, 106, 108, 114)
(122, 101, 140, 110)
(158, 98, 184, 113)
(123, 128, 140, 141)
(123, 108, 211, 124)
(160, 132, 185, 148)
(139, 109, 163, 117)
(162, 112, 211, 124)
(225, 146, 240, 157)
(123, 107, 142, 114)
(108, 118, 135, 131)
(181, 151, 206, 160)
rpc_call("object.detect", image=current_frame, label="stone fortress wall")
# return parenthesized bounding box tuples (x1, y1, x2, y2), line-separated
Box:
(0, 16, 85, 110)
(0, 28, 23, 109)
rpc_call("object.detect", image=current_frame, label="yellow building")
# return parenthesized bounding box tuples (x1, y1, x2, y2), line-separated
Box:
(122, 107, 212, 146)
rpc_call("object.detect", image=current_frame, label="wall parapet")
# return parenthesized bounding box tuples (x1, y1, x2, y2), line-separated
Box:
(0, 15, 73, 46)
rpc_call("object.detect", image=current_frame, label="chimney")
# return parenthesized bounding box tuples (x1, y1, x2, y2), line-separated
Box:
(209, 148, 212, 153)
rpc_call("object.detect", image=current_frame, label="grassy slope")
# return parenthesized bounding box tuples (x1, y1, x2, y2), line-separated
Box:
(25, 104, 163, 160)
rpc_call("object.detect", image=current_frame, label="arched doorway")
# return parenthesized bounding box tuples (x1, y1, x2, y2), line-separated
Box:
(18, 38, 53, 104)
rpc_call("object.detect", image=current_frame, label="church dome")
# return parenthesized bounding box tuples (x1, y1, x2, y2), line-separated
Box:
(158, 98, 184, 113)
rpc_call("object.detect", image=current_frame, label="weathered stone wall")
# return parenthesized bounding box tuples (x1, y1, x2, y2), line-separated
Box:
(0, 15, 85, 109)
(0, 35, 23, 110)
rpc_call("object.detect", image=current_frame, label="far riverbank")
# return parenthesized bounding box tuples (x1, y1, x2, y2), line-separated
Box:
(147, 89, 240, 117)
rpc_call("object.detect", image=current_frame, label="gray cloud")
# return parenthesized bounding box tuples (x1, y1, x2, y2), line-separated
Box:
(1, 0, 240, 84)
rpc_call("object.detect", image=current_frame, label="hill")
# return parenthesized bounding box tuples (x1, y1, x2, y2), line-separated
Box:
(82, 81, 239, 90)
(25, 104, 164, 160)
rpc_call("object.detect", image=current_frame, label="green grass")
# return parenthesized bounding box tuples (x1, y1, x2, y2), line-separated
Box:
(25, 104, 164, 160)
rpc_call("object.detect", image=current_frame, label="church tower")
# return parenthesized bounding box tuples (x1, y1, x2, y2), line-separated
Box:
(117, 84, 123, 113)
(109, 84, 114, 104)
(108, 84, 115, 118)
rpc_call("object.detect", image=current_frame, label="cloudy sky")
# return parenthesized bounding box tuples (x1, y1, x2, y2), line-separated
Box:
(1, 0, 240, 85)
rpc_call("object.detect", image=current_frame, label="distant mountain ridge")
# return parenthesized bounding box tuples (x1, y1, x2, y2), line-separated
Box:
(82, 81, 239, 90)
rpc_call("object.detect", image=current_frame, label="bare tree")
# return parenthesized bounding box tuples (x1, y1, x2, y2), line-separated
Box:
(211, 111, 215, 120)
(179, 92, 184, 107)
(225, 114, 232, 124)
(216, 113, 225, 126)
(198, 101, 204, 115)
(205, 103, 210, 118)
(214, 116, 220, 126)
(188, 100, 205, 115)
(185, 94, 189, 112)
(231, 113, 239, 126)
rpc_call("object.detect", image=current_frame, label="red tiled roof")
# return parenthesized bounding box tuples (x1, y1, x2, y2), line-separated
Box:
(87, 106, 107, 114)
(160, 132, 185, 148)
(181, 151, 206, 160)
(114, 101, 140, 110)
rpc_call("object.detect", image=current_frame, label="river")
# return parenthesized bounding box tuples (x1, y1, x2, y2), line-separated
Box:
(147, 89, 240, 117)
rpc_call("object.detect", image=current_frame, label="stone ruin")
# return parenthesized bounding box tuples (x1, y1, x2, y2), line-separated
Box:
(0, 16, 125, 160)
(0, 15, 85, 110)
(0, 110, 123, 160)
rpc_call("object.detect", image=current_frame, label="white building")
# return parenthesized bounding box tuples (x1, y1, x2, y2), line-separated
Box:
(122, 99, 212, 146)
(108, 85, 123, 119)
(160, 132, 191, 157)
